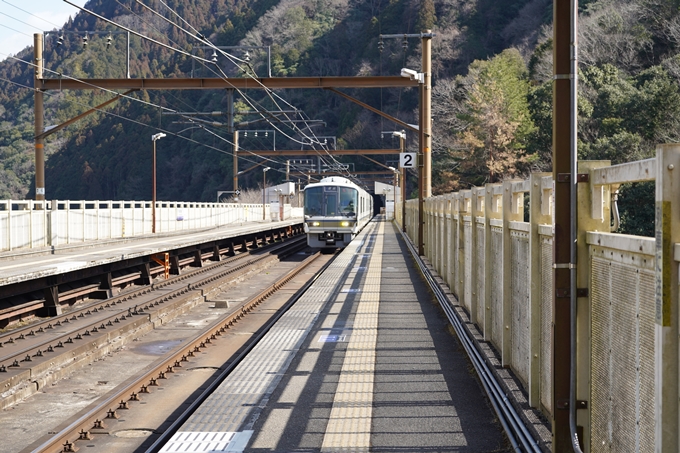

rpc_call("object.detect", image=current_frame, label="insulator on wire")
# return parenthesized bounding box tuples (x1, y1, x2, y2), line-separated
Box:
(83, 33, 88, 49)
(211, 50, 218, 62)
(402, 36, 408, 51)
(244, 51, 251, 62)
(57, 34, 64, 46)
(378, 39, 384, 52)
(106, 35, 112, 49)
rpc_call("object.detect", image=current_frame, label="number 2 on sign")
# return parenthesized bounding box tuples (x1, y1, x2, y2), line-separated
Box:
(400, 153, 416, 168)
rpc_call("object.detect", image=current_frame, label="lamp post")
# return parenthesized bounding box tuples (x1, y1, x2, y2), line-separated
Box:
(262, 167, 271, 220)
(400, 67, 425, 255)
(151, 132, 166, 233)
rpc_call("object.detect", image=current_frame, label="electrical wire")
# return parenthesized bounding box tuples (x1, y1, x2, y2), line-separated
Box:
(129, 0, 351, 161)
(0, 20, 33, 39)
(2, 0, 63, 29)
(20, 1, 366, 185)
(114, 0, 351, 183)
(147, 0, 357, 180)
(116, 0, 327, 148)
(0, 62, 292, 177)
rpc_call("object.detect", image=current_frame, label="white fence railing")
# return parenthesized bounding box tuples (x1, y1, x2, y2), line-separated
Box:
(401, 144, 680, 452)
(0, 200, 303, 252)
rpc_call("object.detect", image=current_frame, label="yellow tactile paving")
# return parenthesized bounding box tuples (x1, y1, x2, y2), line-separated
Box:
(321, 222, 383, 452)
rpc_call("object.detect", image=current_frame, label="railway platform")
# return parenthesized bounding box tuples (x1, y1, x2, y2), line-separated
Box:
(0, 219, 303, 324)
(0, 219, 302, 286)
(157, 218, 547, 453)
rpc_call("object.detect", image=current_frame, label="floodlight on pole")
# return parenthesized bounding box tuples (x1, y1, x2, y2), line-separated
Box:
(400, 67, 423, 83)
(151, 133, 166, 233)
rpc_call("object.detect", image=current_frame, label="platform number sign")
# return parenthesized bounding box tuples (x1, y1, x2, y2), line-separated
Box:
(400, 153, 416, 168)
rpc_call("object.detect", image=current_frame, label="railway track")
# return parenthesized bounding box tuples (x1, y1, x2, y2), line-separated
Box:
(0, 236, 307, 410)
(24, 245, 330, 453)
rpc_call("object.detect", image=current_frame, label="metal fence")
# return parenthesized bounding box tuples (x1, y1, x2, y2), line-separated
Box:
(0, 200, 303, 252)
(402, 144, 680, 452)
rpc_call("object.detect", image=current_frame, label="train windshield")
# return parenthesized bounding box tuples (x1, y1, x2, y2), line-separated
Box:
(304, 185, 358, 218)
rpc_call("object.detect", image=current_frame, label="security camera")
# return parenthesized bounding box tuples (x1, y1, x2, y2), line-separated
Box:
(400, 68, 419, 80)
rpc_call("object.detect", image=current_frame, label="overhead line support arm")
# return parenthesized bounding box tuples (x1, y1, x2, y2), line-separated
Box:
(324, 87, 419, 134)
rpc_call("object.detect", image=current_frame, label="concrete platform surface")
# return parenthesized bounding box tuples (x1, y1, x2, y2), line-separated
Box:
(161, 219, 511, 453)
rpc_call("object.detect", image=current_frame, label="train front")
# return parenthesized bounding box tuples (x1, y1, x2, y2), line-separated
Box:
(303, 183, 359, 248)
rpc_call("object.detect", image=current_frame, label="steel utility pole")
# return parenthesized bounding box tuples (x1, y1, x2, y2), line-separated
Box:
(422, 31, 432, 199)
(34, 34, 45, 200)
(553, 1, 580, 452)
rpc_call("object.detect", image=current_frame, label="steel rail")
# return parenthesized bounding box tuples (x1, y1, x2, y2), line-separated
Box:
(0, 235, 304, 351)
(32, 248, 322, 453)
(0, 238, 304, 368)
(144, 249, 334, 453)
(0, 238, 306, 398)
(398, 228, 542, 453)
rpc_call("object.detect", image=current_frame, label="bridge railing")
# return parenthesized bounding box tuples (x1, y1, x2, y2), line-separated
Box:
(0, 200, 303, 253)
(402, 144, 680, 452)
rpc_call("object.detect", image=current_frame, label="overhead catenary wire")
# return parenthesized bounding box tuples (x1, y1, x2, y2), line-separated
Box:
(111, 0, 364, 184)
(112, 0, 336, 150)
(2, 0, 63, 29)
(102, 0, 353, 183)
(1, 44, 313, 166)
(1, 1, 386, 190)
(0, 21, 32, 39)
(0, 60, 296, 179)
(118, 0, 356, 175)
(11, 1, 367, 186)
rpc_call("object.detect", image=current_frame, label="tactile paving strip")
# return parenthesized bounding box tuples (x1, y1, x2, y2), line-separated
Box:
(162, 222, 382, 452)
(321, 222, 384, 452)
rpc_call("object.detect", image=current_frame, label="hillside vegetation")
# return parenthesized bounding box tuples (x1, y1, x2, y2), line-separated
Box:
(0, 0, 677, 233)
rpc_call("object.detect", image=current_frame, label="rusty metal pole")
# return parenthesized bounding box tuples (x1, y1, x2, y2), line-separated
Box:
(34, 34, 45, 201)
(422, 31, 432, 198)
(418, 80, 425, 256)
(233, 130, 239, 196)
(553, 0, 576, 451)
(228, 89, 238, 195)
(400, 132, 406, 232)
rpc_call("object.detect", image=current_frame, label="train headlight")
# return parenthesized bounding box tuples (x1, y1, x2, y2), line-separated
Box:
(341, 221, 349, 227)
(312, 221, 320, 227)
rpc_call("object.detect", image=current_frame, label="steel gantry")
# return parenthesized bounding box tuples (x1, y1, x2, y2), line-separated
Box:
(32, 30, 433, 253)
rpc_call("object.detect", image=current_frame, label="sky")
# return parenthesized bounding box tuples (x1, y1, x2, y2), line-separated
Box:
(0, 0, 87, 60)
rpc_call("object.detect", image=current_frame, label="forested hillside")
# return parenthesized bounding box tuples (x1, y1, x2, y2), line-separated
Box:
(0, 0, 678, 234)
